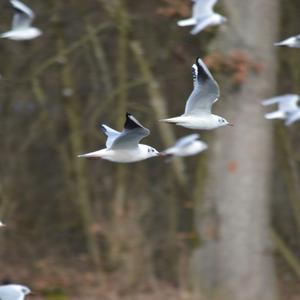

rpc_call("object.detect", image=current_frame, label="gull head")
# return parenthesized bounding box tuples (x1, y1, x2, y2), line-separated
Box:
(218, 117, 233, 127)
(146, 146, 160, 158)
(11, 285, 32, 296)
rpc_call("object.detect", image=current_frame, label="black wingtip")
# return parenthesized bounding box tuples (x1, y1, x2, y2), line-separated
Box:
(194, 57, 209, 82)
(99, 124, 106, 133)
(124, 112, 143, 130)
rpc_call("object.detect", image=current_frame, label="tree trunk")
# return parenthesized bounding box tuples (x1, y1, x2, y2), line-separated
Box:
(192, 1, 280, 299)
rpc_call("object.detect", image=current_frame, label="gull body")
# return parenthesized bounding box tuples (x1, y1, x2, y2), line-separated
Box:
(177, 0, 226, 35)
(78, 113, 159, 163)
(162, 134, 207, 157)
(262, 94, 300, 126)
(161, 57, 231, 130)
(0, 284, 31, 300)
(1, 0, 42, 41)
(274, 35, 300, 48)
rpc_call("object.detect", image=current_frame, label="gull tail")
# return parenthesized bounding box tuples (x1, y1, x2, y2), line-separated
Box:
(264, 111, 285, 120)
(160, 117, 182, 124)
(274, 41, 287, 47)
(78, 150, 104, 159)
(177, 18, 197, 27)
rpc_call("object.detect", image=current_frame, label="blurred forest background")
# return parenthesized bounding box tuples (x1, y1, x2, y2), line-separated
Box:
(0, 0, 300, 299)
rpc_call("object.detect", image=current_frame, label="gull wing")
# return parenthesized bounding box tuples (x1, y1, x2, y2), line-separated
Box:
(10, 0, 34, 29)
(285, 110, 300, 126)
(174, 133, 200, 148)
(192, 0, 218, 19)
(99, 124, 121, 148)
(190, 16, 216, 35)
(262, 94, 299, 113)
(109, 113, 150, 150)
(184, 57, 220, 115)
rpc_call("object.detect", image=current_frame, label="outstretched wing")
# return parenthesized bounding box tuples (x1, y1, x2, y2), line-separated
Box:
(192, 0, 218, 19)
(174, 133, 200, 148)
(184, 57, 220, 115)
(99, 124, 121, 148)
(285, 110, 300, 126)
(10, 0, 34, 29)
(262, 94, 299, 113)
(110, 113, 150, 150)
(190, 16, 216, 35)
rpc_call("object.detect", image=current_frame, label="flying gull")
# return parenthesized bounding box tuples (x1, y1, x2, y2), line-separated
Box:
(262, 94, 300, 126)
(161, 133, 207, 158)
(177, 0, 227, 35)
(161, 57, 232, 130)
(78, 113, 160, 163)
(0, 0, 42, 40)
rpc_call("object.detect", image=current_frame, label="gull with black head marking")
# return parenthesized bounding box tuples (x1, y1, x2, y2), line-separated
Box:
(78, 113, 160, 163)
(0, 0, 42, 41)
(161, 57, 232, 130)
(161, 133, 207, 159)
(0, 284, 31, 300)
(274, 34, 300, 48)
(177, 0, 227, 35)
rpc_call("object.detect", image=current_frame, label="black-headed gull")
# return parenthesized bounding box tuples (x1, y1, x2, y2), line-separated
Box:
(262, 94, 300, 126)
(274, 35, 300, 48)
(161, 133, 207, 158)
(161, 57, 232, 130)
(0, 284, 31, 300)
(78, 113, 160, 163)
(0, 0, 42, 41)
(177, 0, 226, 35)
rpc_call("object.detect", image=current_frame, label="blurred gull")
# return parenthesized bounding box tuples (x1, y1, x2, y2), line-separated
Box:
(160, 57, 232, 130)
(177, 0, 226, 35)
(0, 221, 6, 227)
(0, 0, 42, 40)
(78, 113, 160, 163)
(262, 94, 300, 126)
(0, 284, 31, 300)
(274, 34, 300, 48)
(161, 134, 207, 158)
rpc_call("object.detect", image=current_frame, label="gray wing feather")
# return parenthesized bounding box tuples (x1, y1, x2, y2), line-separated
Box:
(109, 113, 150, 150)
(110, 128, 150, 150)
(184, 57, 219, 115)
(10, 0, 34, 29)
(262, 94, 299, 113)
(174, 134, 200, 148)
(285, 110, 300, 126)
(193, 0, 218, 18)
(99, 124, 121, 148)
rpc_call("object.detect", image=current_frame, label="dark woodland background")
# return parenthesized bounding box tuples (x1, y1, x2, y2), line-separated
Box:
(0, 0, 300, 299)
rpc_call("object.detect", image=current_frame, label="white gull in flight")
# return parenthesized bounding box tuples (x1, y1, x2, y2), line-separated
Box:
(177, 0, 226, 35)
(262, 94, 300, 126)
(0, 0, 42, 41)
(78, 113, 160, 163)
(161, 133, 207, 158)
(161, 57, 232, 130)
